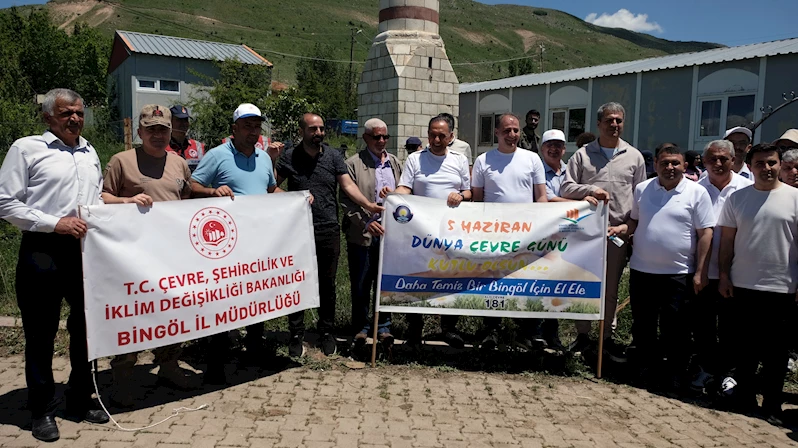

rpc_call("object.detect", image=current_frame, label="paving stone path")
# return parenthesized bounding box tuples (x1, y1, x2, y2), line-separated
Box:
(0, 353, 796, 447)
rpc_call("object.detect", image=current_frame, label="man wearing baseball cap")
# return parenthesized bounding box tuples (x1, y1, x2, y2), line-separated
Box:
(405, 136, 422, 154)
(190, 103, 285, 383)
(723, 126, 753, 180)
(168, 105, 205, 172)
(102, 104, 196, 404)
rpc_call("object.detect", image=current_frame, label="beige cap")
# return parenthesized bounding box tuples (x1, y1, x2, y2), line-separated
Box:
(773, 129, 798, 147)
(139, 104, 171, 128)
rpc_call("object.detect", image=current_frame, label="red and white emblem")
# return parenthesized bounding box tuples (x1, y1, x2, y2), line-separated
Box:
(188, 149, 198, 158)
(190, 207, 237, 259)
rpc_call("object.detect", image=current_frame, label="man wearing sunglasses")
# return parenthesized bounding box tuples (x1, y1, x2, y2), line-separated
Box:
(560, 102, 646, 362)
(341, 118, 402, 357)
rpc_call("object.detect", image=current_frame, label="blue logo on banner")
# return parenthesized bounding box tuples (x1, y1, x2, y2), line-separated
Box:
(393, 205, 413, 223)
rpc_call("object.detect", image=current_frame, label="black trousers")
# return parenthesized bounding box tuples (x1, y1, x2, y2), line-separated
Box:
(347, 240, 390, 335)
(629, 270, 693, 374)
(288, 230, 340, 336)
(689, 279, 732, 376)
(726, 288, 793, 412)
(16, 232, 92, 417)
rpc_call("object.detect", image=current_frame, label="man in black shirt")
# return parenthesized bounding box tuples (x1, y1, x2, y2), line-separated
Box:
(276, 113, 383, 356)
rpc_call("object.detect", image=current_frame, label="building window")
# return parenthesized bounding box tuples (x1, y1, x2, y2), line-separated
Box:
(550, 107, 586, 142)
(160, 80, 180, 92)
(137, 79, 156, 90)
(698, 94, 755, 138)
(479, 114, 504, 146)
(137, 78, 180, 94)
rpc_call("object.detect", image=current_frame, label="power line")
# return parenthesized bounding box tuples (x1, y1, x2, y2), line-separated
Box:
(451, 54, 536, 66)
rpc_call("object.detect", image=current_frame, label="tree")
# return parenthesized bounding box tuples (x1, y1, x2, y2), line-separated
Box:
(187, 59, 273, 146)
(263, 87, 320, 142)
(295, 44, 356, 119)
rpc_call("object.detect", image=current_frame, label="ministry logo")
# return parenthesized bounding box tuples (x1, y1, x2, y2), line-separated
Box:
(393, 205, 413, 223)
(561, 209, 594, 224)
(190, 207, 237, 259)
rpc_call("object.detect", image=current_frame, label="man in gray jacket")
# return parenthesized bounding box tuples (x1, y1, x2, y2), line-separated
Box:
(341, 118, 402, 356)
(560, 102, 646, 361)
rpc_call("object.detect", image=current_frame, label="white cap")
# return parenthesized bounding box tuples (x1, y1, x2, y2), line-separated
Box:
(233, 103, 265, 122)
(723, 126, 752, 140)
(541, 129, 566, 145)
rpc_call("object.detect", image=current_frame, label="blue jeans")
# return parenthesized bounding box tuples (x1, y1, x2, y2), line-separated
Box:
(347, 239, 391, 335)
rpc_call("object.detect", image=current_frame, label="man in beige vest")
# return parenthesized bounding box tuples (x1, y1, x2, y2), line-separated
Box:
(560, 101, 646, 362)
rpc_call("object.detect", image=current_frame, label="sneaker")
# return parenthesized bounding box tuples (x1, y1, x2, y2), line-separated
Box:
(530, 334, 548, 349)
(544, 335, 566, 354)
(320, 333, 338, 356)
(442, 331, 465, 349)
(690, 369, 713, 394)
(481, 330, 499, 352)
(568, 333, 592, 354)
(514, 338, 534, 352)
(603, 339, 628, 363)
(289, 334, 307, 358)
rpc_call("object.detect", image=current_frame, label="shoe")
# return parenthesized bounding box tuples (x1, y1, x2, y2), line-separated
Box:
(378, 332, 395, 347)
(203, 364, 226, 385)
(83, 409, 110, 424)
(761, 406, 785, 426)
(31, 415, 59, 442)
(65, 400, 110, 424)
(109, 389, 135, 408)
(442, 331, 465, 349)
(353, 332, 368, 350)
(158, 362, 195, 391)
(480, 331, 498, 352)
(530, 334, 548, 349)
(289, 334, 306, 358)
(544, 335, 566, 353)
(603, 339, 628, 363)
(320, 333, 338, 356)
(690, 369, 713, 394)
(568, 334, 592, 354)
(514, 338, 534, 352)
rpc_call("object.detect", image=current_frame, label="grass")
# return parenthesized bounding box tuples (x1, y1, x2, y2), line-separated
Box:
(35, 0, 720, 85)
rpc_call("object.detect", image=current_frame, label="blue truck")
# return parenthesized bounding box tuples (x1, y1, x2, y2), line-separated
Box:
(326, 119, 358, 136)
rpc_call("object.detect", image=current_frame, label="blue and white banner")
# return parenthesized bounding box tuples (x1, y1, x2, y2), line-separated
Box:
(377, 195, 608, 320)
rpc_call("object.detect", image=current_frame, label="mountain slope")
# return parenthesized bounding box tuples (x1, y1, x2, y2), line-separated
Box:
(40, 0, 722, 84)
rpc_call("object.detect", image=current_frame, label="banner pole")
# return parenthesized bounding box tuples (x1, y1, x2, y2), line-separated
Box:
(597, 320, 605, 379)
(370, 311, 380, 367)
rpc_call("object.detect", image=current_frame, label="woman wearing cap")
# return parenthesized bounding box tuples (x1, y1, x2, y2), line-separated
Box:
(101, 104, 196, 406)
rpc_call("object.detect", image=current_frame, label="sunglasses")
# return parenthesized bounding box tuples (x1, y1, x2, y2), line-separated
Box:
(368, 134, 390, 141)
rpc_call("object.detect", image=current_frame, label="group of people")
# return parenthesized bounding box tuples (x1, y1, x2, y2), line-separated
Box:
(2, 87, 798, 441)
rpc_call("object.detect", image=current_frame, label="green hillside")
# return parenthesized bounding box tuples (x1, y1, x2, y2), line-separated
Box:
(42, 0, 721, 84)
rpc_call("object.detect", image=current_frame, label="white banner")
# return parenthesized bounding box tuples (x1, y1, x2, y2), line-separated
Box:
(81, 192, 319, 360)
(378, 195, 608, 320)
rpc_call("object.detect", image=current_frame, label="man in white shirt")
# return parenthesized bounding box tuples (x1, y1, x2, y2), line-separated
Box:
(627, 145, 715, 390)
(0, 89, 109, 441)
(391, 114, 471, 348)
(472, 115, 547, 351)
(723, 126, 753, 180)
(717, 143, 798, 425)
(691, 140, 752, 393)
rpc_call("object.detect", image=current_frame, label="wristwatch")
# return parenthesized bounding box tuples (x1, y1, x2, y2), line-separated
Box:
(458, 192, 465, 200)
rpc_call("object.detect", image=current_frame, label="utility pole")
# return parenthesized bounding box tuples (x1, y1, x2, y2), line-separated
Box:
(539, 44, 546, 73)
(348, 28, 362, 116)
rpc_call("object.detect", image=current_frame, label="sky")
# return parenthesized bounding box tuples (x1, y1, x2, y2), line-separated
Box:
(2, 0, 796, 47)
(478, 0, 797, 47)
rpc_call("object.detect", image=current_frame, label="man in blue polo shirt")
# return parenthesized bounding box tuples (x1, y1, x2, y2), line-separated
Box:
(190, 103, 285, 384)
